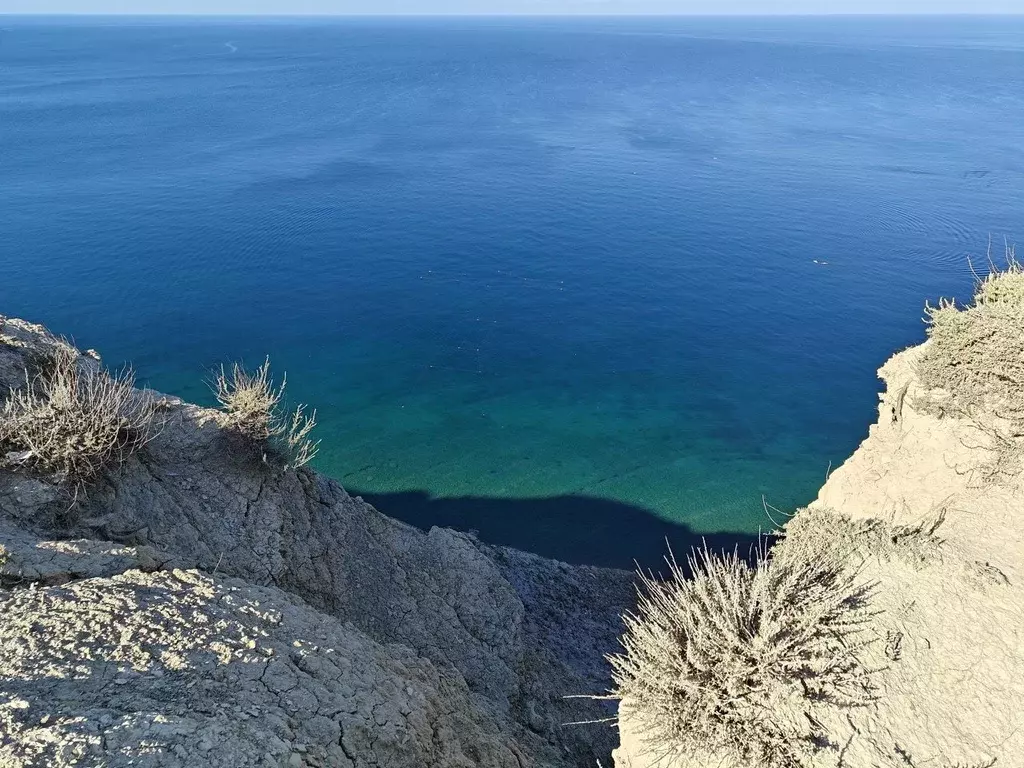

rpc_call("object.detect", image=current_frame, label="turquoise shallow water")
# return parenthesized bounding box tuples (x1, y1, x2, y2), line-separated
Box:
(2, 15, 1022, 567)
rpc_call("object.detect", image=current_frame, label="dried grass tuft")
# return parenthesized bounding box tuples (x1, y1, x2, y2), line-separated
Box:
(213, 358, 319, 470)
(610, 544, 873, 767)
(0, 344, 158, 486)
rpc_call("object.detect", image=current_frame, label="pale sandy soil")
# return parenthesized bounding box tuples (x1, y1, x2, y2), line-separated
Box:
(615, 342, 1024, 768)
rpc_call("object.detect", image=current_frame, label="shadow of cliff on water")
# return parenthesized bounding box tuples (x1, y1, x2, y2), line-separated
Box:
(349, 489, 768, 572)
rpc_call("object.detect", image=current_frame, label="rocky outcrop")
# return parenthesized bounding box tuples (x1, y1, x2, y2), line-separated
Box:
(20, 285, 1022, 768)
(0, 318, 636, 767)
(613, 340, 1024, 767)
(0, 560, 525, 767)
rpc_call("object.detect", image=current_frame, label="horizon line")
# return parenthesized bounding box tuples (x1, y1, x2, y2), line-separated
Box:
(4, 10, 1024, 16)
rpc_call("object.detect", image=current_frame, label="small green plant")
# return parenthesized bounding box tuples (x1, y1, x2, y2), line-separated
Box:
(609, 544, 873, 768)
(213, 358, 319, 470)
(0, 344, 158, 486)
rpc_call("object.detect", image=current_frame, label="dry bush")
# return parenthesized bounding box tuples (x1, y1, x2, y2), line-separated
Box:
(914, 247, 1024, 478)
(610, 544, 873, 768)
(213, 358, 319, 470)
(782, 506, 945, 571)
(0, 345, 157, 485)
(214, 358, 281, 441)
(916, 246, 1024, 424)
(975, 245, 1024, 306)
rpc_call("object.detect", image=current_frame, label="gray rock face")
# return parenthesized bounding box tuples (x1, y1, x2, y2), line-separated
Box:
(0, 565, 529, 768)
(0, 318, 637, 768)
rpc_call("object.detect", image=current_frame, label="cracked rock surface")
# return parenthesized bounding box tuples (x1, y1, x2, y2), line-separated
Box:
(0, 566, 528, 768)
(0, 318, 637, 768)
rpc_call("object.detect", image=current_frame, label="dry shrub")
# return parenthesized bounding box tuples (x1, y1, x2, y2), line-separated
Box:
(0, 345, 157, 485)
(914, 246, 1024, 478)
(975, 246, 1024, 306)
(213, 358, 319, 470)
(610, 544, 873, 768)
(782, 506, 945, 571)
(916, 246, 1024, 424)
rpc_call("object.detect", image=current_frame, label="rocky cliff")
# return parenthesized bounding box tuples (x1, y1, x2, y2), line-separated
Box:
(613, 266, 1024, 767)
(0, 317, 636, 768)
(7, 260, 1024, 768)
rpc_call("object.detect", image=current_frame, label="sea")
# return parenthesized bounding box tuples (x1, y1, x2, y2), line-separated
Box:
(2, 14, 1022, 568)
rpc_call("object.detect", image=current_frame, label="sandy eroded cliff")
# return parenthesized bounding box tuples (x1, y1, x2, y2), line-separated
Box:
(613, 269, 1024, 767)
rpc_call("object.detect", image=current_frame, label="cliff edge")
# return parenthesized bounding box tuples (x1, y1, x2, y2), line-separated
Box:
(6, 259, 1023, 768)
(612, 262, 1024, 767)
(0, 317, 636, 768)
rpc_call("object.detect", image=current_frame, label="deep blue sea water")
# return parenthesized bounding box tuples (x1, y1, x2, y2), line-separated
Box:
(2, 15, 1022, 567)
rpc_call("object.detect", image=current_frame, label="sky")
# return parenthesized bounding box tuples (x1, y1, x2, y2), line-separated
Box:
(3, 0, 1024, 14)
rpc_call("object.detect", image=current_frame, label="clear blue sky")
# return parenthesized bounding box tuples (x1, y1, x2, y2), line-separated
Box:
(3, 0, 1022, 13)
